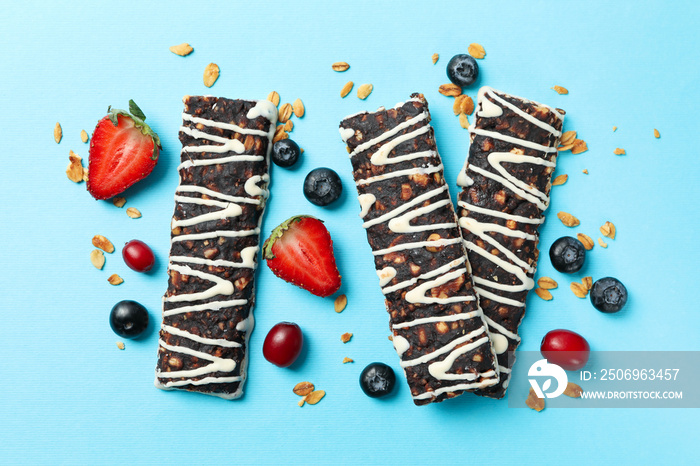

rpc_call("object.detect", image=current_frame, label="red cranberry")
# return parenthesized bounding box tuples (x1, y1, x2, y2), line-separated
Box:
(263, 322, 303, 367)
(122, 239, 155, 272)
(540, 329, 590, 371)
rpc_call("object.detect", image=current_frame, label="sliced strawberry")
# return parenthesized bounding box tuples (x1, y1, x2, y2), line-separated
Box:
(263, 215, 341, 298)
(87, 100, 161, 200)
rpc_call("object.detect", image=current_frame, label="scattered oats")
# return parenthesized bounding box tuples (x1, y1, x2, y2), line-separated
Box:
(537, 277, 558, 290)
(459, 113, 469, 129)
(461, 95, 475, 115)
(90, 249, 105, 270)
(169, 43, 193, 56)
(453, 95, 467, 115)
(300, 148, 304, 154)
(600, 221, 616, 239)
(341, 332, 353, 343)
(342, 357, 354, 364)
(334, 294, 348, 313)
(432, 53, 439, 64)
(82, 168, 88, 182)
(577, 233, 594, 250)
(112, 197, 126, 208)
(267, 91, 280, 107)
(340, 80, 354, 98)
(552, 174, 568, 186)
(582, 276, 593, 291)
(560, 130, 576, 146)
(598, 237, 608, 248)
(570, 282, 589, 299)
(92, 235, 115, 253)
(297, 398, 306, 407)
(116, 341, 125, 350)
(292, 98, 305, 118)
(278, 103, 293, 123)
(571, 139, 588, 155)
(613, 148, 626, 155)
(468, 43, 486, 59)
(126, 207, 142, 219)
(438, 83, 462, 97)
(558, 131, 576, 151)
(66, 150, 84, 183)
(273, 125, 289, 143)
(535, 288, 553, 301)
(332, 61, 350, 72)
(305, 390, 325, 405)
(80, 130, 89, 143)
(108, 274, 124, 285)
(613, 126, 618, 132)
(526, 388, 545, 412)
(54, 122, 62, 144)
(552, 85, 569, 95)
(357, 83, 373, 100)
(293, 382, 315, 397)
(557, 211, 580, 227)
(284, 120, 294, 132)
(388, 335, 393, 341)
(273, 131, 289, 143)
(564, 382, 583, 398)
(203, 63, 220, 88)
(582, 169, 589, 174)
(654, 128, 660, 138)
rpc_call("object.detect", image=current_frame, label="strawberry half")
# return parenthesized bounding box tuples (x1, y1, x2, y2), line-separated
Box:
(263, 215, 341, 297)
(87, 100, 161, 200)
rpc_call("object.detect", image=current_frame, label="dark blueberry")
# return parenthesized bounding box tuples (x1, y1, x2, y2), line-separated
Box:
(271, 139, 300, 168)
(590, 277, 628, 313)
(446, 54, 479, 87)
(359, 362, 396, 398)
(109, 300, 149, 338)
(549, 236, 586, 273)
(303, 167, 342, 206)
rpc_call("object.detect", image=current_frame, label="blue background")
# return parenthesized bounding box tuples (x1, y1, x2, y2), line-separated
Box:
(1, 0, 698, 464)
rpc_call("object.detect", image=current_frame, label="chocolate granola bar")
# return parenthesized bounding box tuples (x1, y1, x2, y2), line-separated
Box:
(155, 96, 277, 399)
(456, 86, 565, 398)
(339, 94, 499, 405)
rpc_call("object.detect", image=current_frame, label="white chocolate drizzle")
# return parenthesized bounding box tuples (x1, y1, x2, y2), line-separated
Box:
(355, 163, 444, 187)
(376, 266, 397, 287)
(339, 127, 355, 142)
(358, 193, 376, 218)
(393, 335, 410, 356)
(246, 100, 277, 121)
(156, 98, 275, 398)
(178, 154, 264, 171)
(348, 112, 428, 158)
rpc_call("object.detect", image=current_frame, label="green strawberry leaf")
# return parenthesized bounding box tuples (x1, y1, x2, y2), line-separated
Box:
(129, 100, 146, 121)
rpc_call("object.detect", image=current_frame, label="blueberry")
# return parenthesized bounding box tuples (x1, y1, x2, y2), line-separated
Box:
(446, 54, 479, 87)
(271, 139, 300, 168)
(590, 277, 628, 313)
(303, 167, 342, 206)
(110, 300, 149, 338)
(359, 362, 396, 398)
(549, 236, 586, 273)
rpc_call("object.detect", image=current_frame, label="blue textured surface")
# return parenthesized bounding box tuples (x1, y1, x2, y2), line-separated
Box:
(1, 1, 698, 464)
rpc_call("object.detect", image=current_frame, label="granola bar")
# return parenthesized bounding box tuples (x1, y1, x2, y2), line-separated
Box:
(339, 94, 499, 405)
(456, 87, 565, 398)
(155, 96, 277, 399)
